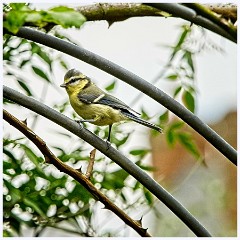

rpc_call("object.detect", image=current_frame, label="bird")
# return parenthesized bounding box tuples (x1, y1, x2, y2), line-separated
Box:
(60, 69, 163, 142)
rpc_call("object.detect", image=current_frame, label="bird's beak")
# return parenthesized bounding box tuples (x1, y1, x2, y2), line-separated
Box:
(60, 83, 67, 88)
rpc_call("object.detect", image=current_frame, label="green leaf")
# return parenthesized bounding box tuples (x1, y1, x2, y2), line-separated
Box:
(173, 86, 182, 97)
(19, 59, 29, 68)
(114, 133, 130, 148)
(25, 12, 43, 24)
(177, 132, 201, 159)
(176, 25, 190, 48)
(144, 189, 153, 205)
(138, 164, 156, 172)
(168, 121, 184, 131)
(30, 43, 52, 69)
(141, 108, 150, 120)
(105, 80, 116, 91)
(4, 180, 22, 204)
(102, 169, 129, 190)
(170, 25, 190, 61)
(59, 60, 68, 70)
(166, 121, 184, 146)
(21, 145, 40, 167)
(3, 11, 28, 34)
(32, 66, 51, 82)
(3, 137, 24, 146)
(159, 111, 169, 124)
(184, 51, 195, 72)
(182, 90, 195, 113)
(23, 196, 46, 218)
(44, 6, 86, 28)
(9, 3, 30, 11)
(166, 130, 175, 145)
(68, 183, 92, 203)
(3, 4, 32, 33)
(30, 43, 40, 54)
(17, 79, 32, 96)
(36, 50, 52, 70)
(166, 74, 178, 81)
(130, 149, 150, 157)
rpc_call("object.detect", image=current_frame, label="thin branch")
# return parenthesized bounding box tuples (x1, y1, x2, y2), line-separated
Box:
(85, 148, 96, 179)
(12, 27, 237, 165)
(3, 86, 211, 237)
(204, 4, 237, 23)
(4, 3, 237, 39)
(145, 3, 236, 43)
(182, 3, 237, 38)
(77, 3, 237, 23)
(3, 109, 151, 237)
(76, 3, 168, 22)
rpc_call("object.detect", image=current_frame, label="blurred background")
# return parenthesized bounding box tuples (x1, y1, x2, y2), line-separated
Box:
(3, 3, 237, 237)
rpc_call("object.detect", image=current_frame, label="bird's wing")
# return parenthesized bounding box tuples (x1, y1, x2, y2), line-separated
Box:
(78, 86, 140, 115)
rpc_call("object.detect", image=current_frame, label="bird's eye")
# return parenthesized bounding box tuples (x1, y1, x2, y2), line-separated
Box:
(68, 77, 81, 85)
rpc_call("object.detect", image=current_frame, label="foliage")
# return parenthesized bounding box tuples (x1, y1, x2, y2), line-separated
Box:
(3, 3, 86, 33)
(153, 24, 223, 159)
(3, 2, 228, 237)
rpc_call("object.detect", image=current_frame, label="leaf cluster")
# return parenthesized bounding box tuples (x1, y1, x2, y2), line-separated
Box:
(3, 3, 86, 34)
(3, 138, 92, 236)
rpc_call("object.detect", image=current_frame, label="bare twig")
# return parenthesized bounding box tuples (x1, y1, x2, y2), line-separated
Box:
(145, 3, 236, 43)
(77, 3, 237, 23)
(182, 3, 237, 39)
(204, 3, 237, 23)
(3, 109, 151, 237)
(86, 148, 96, 179)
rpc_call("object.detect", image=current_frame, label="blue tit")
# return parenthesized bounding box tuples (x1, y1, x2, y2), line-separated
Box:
(60, 69, 162, 142)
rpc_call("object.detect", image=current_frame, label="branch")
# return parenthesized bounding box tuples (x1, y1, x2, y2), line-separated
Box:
(78, 3, 237, 23)
(182, 3, 237, 39)
(76, 3, 169, 22)
(85, 148, 96, 179)
(145, 3, 236, 43)
(3, 109, 151, 237)
(3, 86, 211, 237)
(13, 27, 237, 166)
(4, 3, 236, 42)
(204, 4, 237, 23)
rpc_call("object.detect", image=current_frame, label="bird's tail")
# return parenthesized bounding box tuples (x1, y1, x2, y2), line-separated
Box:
(122, 111, 163, 133)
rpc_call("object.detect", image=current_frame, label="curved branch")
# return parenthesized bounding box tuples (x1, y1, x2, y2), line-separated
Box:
(3, 86, 211, 237)
(3, 109, 151, 237)
(77, 3, 168, 22)
(78, 3, 237, 23)
(4, 3, 236, 42)
(182, 3, 237, 38)
(13, 27, 237, 165)
(145, 3, 236, 43)
(204, 4, 237, 23)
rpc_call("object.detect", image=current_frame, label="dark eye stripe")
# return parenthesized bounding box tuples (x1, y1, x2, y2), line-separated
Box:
(68, 77, 82, 85)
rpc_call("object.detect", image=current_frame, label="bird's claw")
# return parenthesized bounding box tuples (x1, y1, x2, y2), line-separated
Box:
(75, 120, 84, 130)
(106, 140, 111, 150)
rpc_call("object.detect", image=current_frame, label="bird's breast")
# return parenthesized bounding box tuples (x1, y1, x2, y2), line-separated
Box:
(69, 93, 128, 126)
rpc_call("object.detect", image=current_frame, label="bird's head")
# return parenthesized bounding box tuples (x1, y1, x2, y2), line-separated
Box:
(60, 69, 91, 95)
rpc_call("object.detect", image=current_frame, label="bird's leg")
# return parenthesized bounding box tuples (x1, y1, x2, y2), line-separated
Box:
(107, 124, 112, 142)
(106, 124, 112, 150)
